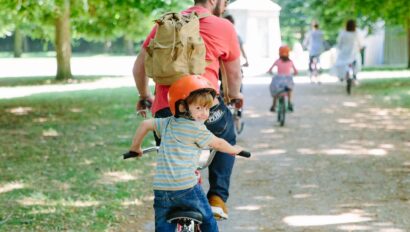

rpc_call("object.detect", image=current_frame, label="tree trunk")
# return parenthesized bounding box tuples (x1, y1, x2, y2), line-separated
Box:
(124, 37, 135, 55)
(13, 28, 23, 58)
(407, 19, 410, 68)
(55, 0, 72, 81)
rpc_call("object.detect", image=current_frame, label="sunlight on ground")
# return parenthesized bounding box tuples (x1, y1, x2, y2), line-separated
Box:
(292, 193, 311, 199)
(29, 208, 56, 215)
(42, 128, 59, 137)
(235, 204, 261, 211)
(121, 199, 143, 206)
(298, 147, 388, 156)
(69, 108, 83, 113)
(100, 171, 138, 184)
(253, 149, 287, 157)
(33, 117, 49, 123)
(337, 224, 372, 231)
(283, 213, 372, 227)
(6, 106, 33, 115)
(18, 197, 100, 207)
(300, 184, 319, 189)
(0, 182, 25, 194)
(253, 195, 275, 200)
(343, 102, 359, 107)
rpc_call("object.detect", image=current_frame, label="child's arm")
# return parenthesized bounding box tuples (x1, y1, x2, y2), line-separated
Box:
(130, 119, 155, 156)
(208, 136, 242, 156)
(267, 60, 278, 73)
(292, 61, 298, 76)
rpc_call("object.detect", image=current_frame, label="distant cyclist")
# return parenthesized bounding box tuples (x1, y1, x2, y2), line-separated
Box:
(333, 19, 363, 83)
(267, 45, 298, 112)
(303, 20, 325, 83)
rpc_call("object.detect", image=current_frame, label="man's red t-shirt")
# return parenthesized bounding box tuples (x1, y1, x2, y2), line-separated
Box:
(142, 6, 240, 114)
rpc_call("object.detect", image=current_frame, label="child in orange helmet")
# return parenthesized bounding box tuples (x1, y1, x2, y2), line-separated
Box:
(128, 75, 249, 231)
(267, 45, 298, 112)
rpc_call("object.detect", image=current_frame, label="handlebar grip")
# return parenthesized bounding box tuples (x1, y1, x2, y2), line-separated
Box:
(123, 151, 140, 159)
(237, 150, 251, 158)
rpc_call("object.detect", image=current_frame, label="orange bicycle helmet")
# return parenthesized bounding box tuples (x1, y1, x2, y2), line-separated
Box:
(168, 75, 216, 116)
(279, 45, 290, 57)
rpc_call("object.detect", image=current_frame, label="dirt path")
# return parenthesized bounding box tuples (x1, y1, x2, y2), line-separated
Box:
(115, 77, 410, 231)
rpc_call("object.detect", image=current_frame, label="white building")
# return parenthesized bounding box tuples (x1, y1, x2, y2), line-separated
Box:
(227, 0, 282, 59)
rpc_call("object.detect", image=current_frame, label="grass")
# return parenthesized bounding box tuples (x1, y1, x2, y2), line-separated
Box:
(0, 87, 156, 231)
(0, 76, 123, 87)
(357, 77, 410, 108)
(362, 66, 409, 71)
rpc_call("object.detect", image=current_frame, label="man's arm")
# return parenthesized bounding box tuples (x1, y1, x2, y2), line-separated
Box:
(223, 58, 243, 101)
(133, 49, 152, 99)
(132, 49, 154, 117)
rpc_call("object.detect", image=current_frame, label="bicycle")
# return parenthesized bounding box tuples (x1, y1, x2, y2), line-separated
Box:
(123, 147, 251, 232)
(309, 56, 321, 84)
(275, 86, 291, 127)
(345, 61, 356, 95)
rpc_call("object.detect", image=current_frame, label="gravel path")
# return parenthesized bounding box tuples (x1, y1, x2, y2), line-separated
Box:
(218, 79, 410, 231)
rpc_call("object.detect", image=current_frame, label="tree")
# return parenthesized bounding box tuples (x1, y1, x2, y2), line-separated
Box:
(0, 0, 191, 80)
(306, 0, 410, 67)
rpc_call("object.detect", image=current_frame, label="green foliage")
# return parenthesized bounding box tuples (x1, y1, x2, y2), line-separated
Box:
(0, 0, 192, 43)
(0, 86, 156, 231)
(276, 0, 410, 47)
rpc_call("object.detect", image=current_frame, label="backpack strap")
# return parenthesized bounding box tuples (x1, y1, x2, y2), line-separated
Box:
(193, 11, 211, 19)
(219, 59, 230, 104)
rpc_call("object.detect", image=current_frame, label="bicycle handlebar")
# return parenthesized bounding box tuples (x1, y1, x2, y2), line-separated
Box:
(237, 150, 251, 158)
(123, 147, 158, 159)
(123, 147, 250, 159)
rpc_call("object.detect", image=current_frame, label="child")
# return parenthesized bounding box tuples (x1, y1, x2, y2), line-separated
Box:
(129, 75, 245, 232)
(267, 45, 298, 112)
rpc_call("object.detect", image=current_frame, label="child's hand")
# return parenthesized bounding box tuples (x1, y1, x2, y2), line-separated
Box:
(130, 147, 143, 157)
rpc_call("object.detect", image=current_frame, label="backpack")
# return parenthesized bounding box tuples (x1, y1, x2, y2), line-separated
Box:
(144, 12, 210, 85)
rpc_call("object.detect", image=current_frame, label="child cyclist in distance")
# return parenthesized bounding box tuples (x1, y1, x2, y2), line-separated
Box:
(267, 45, 298, 112)
(129, 75, 248, 232)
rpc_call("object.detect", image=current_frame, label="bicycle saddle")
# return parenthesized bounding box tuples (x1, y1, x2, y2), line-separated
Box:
(166, 208, 203, 225)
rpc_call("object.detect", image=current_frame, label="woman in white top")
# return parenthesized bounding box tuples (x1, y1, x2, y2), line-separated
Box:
(334, 19, 363, 81)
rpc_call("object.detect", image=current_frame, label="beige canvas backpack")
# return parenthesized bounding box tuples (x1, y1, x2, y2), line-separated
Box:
(144, 12, 210, 85)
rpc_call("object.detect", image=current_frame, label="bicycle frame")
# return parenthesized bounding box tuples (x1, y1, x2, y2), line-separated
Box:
(309, 56, 321, 84)
(274, 87, 290, 127)
(345, 62, 356, 95)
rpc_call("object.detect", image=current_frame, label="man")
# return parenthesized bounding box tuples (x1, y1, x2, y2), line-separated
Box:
(132, 0, 243, 220)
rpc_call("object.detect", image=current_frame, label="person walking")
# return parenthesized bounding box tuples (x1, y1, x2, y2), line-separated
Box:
(132, 0, 243, 220)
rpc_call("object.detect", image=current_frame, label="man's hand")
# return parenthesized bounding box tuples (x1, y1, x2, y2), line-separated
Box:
(136, 97, 153, 118)
(229, 94, 244, 109)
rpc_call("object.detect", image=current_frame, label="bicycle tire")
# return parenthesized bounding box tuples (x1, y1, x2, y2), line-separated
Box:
(277, 96, 286, 126)
(346, 78, 352, 95)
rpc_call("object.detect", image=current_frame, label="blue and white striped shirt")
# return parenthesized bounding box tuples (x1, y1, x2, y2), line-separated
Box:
(153, 117, 214, 190)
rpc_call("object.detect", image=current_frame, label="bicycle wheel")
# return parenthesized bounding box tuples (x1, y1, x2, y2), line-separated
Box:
(346, 76, 352, 95)
(277, 96, 286, 126)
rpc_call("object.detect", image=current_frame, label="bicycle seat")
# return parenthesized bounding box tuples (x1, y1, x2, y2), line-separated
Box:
(166, 208, 203, 225)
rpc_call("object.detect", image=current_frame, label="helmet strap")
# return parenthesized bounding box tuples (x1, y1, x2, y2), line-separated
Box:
(175, 100, 195, 121)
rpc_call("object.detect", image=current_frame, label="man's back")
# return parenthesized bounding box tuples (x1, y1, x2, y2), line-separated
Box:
(147, 5, 240, 113)
(306, 29, 324, 56)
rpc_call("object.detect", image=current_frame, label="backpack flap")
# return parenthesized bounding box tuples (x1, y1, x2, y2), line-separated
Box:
(144, 12, 208, 85)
